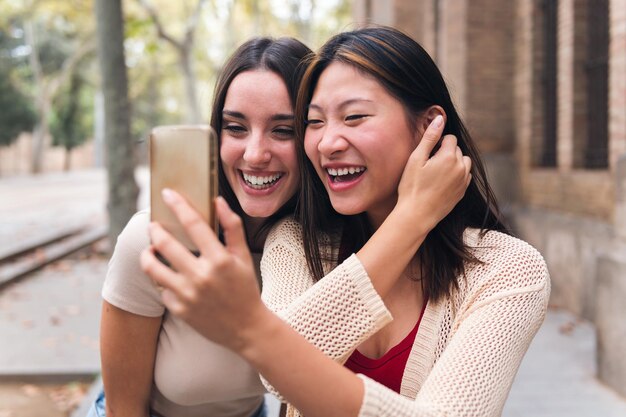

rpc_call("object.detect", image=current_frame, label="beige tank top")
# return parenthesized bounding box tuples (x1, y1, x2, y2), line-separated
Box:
(102, 211, 265, 417)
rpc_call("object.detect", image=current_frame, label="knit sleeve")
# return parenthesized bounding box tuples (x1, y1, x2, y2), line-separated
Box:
(357, 234, 550, 417)
(260, 219, 393, 399)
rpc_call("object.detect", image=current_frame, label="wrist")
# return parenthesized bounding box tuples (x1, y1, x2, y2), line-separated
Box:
(236, 305, 283, 364)
(386, 202, 433, 242)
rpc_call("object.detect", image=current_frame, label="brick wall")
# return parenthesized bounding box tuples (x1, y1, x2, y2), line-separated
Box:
(437, 0, 468, 116)
(394, 0, 426, 43)
(610, 0, 626, 170)
(465, 0, 515, 153)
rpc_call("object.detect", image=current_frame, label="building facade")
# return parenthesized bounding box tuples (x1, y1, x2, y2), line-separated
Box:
(353, 0, 626, 397)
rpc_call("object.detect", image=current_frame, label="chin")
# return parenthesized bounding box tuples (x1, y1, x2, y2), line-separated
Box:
(241, 203, 281, 219)
(331, 203, 366, 216)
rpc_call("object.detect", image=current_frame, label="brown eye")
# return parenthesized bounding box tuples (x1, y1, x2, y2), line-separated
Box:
(345, 114, 368, 122)
(273, 127, 295, 139)
(223, 125, 246, 135)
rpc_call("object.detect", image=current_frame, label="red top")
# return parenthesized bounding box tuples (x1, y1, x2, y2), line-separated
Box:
(345, 300, 428, 393)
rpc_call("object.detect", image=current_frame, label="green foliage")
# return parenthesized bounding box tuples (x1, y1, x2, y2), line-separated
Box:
(0, 62, 36, 147)
(50, 70, 93, 150)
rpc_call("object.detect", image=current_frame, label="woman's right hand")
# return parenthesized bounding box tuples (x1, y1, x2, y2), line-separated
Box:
(356, 115, 471, 298)
(395, 115, 472, 232)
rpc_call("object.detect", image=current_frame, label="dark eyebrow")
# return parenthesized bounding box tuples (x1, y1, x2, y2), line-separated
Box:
(270, 114, 294, 121)
(308, 98, 374, 112)
(223, 110, 245, 120)
(223, 111, 294, 122)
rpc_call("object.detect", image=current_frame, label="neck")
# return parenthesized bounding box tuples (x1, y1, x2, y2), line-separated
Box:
(242, 215, 268, 252)
(366, 198, 397, 231)
(386, 259, 423, 300)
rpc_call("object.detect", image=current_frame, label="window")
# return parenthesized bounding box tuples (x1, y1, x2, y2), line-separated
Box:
(540, 0, 558, 167)
(585, 0, 609, 169)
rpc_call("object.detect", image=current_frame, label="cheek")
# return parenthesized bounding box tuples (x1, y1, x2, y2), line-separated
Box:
(219, 138, 242, 169)
(304, 131, 318, 162)
(277, 142, 300, 176)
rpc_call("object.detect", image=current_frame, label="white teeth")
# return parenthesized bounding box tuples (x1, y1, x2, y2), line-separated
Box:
(242, 172, 282, 188)
(326, 166, 365, 176)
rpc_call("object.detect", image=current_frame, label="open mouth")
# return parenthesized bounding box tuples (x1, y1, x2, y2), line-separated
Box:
(241, 171, 283, 190)
(326, 166, 366, 183)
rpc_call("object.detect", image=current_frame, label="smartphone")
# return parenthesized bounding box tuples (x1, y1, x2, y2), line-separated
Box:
(149, 125, 219, 254)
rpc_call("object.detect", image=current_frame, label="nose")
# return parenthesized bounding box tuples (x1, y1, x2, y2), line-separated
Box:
(243, 131, 271, 165)
(316, 124, 349, 157)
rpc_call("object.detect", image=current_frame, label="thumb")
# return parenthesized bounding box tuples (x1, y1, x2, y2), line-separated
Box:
(414, 115, 445, 163)
(215, 196, 252, 263)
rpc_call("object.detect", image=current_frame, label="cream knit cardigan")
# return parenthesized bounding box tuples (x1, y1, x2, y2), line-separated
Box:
(260, 218, 550, 417)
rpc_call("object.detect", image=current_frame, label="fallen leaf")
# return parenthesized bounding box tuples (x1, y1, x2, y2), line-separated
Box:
(51, 260, 72, 272)
(64, 305, 81, 316)
(42, 337, 58, 348)
(21, 384, 41, 397)
(21, 319, 35, 329)
(49, 383, 87, 412)
(559, 321, 576, 335)
(33, 248, 46, 262)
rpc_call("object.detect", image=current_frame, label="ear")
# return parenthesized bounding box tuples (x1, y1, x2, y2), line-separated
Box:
(414, 105, 446, 143)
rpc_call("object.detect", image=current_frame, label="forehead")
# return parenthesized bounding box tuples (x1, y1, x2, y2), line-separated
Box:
(225, 70, 291, 108)
(311, 62, 388, 103)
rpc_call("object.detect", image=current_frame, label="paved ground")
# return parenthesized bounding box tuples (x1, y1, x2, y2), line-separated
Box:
(0, 171, 106, 256)
(503, 309, 626, 417)
(0, 253, 107, 380)
(1, 169, 626, 416)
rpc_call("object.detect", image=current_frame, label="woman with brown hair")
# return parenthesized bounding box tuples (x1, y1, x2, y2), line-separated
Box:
(94, 37, 311, 417)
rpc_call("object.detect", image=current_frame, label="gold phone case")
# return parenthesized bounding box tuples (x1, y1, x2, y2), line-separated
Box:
(150, 125, 218, 252)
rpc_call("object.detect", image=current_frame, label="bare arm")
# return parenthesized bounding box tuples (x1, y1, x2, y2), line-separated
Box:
(100, 301, 162, 417)
(99, 212, 166, 417)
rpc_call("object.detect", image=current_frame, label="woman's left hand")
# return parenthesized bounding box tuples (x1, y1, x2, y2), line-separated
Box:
(140, 190, 268, 352)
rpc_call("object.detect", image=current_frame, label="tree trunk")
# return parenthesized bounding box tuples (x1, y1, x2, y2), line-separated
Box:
(94, 0, 139, 246)
(180, 49, 201, 123)
(64, 148, 72, 171)
(31, 123, 46, 174)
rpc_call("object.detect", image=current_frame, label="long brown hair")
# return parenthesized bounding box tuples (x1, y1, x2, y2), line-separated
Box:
(211, 37, 312, 240)
(294, 27, 508, 302)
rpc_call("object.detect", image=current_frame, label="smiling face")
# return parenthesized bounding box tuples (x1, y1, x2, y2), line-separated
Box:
(220, 70, 300, 218)
(304, 62, 419, 227)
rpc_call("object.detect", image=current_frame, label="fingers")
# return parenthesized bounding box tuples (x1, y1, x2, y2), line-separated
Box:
(216, 197, 253, 263)
(148, 222, 203, 278)
(432, 134, 472, 191)
(161, 289, 186, 316)
(140, 247, 189, 302)
(161, 189, 223, 256)
(463, 155, 472, 176)
(414, 115, 445, 162)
